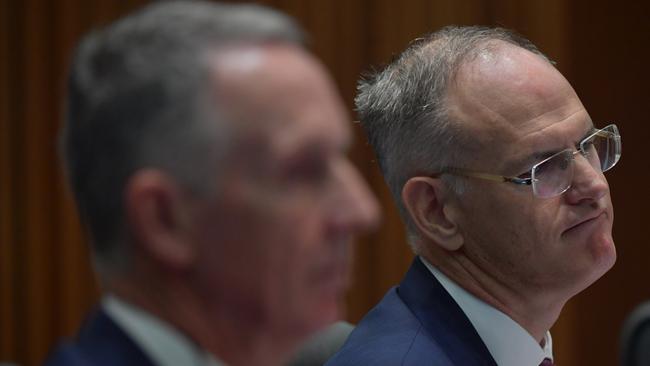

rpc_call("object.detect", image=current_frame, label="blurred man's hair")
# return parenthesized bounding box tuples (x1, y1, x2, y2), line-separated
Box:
(63, 0, 304, 274)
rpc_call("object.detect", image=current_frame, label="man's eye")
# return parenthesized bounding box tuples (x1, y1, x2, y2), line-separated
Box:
(582, 139, 595, 150)
(516, 169, 532, 179)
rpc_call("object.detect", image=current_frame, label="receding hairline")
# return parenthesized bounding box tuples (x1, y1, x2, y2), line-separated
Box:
(353, 26, 555, 250)
(207, 42, 350, 150)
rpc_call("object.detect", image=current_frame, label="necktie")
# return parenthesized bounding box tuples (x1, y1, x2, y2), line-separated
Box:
(540, 358, 554, 366)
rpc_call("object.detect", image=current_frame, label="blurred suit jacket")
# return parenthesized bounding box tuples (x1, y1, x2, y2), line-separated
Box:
(43, 307, 353, 366)
(44, 309, 156, 366)
(325, 257, 497, 366)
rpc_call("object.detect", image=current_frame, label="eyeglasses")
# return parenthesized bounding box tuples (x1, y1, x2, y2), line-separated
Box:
(432, 124, 621, 198)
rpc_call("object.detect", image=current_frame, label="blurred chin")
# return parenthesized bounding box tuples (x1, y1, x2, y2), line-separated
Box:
(307, 284, 346, 325)
(278, 294, 342, 343)
(278, 263, 351, 337)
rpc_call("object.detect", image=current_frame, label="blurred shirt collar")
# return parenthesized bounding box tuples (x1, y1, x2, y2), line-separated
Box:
(103, 295, 224, 366)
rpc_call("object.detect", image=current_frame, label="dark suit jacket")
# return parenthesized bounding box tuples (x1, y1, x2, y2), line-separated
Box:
(43, 308, 156, 366)
(326, 257, 497, 366)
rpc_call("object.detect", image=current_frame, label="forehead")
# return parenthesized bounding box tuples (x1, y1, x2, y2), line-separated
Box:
(209, 44, 350, 160)
(446, 42, 591, 167)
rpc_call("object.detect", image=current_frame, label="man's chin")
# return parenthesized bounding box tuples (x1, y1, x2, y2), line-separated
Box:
(589, 231, 616, 272)
(567, 222, 616, 276)
(571, 234, 616, 294)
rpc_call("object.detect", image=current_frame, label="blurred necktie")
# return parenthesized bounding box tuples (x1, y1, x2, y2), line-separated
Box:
(540, 358, 554, 366)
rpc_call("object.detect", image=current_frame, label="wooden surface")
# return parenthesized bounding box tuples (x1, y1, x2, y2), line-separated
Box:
(1, 1, 647, 365)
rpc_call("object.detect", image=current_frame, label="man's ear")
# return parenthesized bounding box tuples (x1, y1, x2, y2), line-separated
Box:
(402, 177, 463, 251)
(124, 169, 195, 270)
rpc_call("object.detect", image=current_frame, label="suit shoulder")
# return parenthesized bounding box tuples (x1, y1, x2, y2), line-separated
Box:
(326, 288, 452, 366)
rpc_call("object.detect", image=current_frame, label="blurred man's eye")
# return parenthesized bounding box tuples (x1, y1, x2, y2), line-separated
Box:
(286, 157, 328, 184)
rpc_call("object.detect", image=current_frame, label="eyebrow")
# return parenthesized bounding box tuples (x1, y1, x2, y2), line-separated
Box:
(514, 125, 597, 172)
(284, 133, 351, 165)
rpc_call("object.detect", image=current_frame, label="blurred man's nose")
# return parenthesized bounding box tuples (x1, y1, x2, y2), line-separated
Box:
(330, 160, 380, 235)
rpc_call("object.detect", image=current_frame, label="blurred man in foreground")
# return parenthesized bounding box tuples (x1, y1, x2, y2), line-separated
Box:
(45, 1, 378, 365)
(327, 26, 621, 366)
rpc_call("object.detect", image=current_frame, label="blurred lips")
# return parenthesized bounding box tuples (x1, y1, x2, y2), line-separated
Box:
(312, 259, 351, 294)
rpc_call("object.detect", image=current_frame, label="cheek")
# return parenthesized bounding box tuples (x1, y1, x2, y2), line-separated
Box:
(521, 200, 563, 243)
(272, 208, 334, 293)
(460, 191, 560, 260)
(501, 200, 567, 266)
(261, 209, 345, 335)
(196, 187, 345, 332)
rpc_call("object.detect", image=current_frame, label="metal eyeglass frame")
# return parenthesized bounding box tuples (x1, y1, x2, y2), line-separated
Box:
(430, 124, 621, 198)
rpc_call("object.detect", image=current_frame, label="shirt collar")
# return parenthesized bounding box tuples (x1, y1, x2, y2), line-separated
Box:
(421, 257, 553, 366)
(103, 295, 225, 366)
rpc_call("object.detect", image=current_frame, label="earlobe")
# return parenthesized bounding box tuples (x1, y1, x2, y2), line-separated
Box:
(125, 170, 195, 270)
(402, 177, 463, 251)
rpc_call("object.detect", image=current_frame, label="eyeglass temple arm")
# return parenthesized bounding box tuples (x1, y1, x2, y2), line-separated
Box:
(438, 168, 533, 186)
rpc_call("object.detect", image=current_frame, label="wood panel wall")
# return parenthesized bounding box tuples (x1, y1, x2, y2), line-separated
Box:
(1, 1, 646, 365)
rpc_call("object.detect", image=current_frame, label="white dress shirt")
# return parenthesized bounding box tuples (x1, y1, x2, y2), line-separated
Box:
(421, 257, 554, 366)
(103, 295, 224, 366)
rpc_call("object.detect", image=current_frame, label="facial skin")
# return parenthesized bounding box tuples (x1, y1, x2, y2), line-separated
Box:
(411, 41, 615, 341)
(184, 44, 379, 362)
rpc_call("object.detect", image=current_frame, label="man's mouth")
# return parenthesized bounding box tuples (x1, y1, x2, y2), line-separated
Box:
(564, 211, 607, 234)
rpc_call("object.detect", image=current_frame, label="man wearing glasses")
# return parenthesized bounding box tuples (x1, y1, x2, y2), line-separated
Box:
(326, 26, 621, 366)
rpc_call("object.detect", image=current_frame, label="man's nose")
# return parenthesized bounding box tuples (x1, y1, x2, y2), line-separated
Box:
(564, 153, 609, 205)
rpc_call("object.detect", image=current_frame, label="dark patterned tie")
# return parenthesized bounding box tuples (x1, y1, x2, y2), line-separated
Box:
(540, 358, 554, 366)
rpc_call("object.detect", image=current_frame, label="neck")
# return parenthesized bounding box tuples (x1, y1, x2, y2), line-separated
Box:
(420, 248, 566, 343)
(104, 262, 299, 366)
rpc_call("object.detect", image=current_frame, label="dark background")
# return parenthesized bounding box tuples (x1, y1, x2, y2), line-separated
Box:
(1, 1, 649, 365)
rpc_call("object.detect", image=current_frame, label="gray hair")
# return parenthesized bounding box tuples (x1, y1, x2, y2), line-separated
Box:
(62, 0, 304, 274)
(356, 26, 550, 246)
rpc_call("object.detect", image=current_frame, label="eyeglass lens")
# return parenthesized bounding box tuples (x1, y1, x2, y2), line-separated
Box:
(532, 125, 620, 198)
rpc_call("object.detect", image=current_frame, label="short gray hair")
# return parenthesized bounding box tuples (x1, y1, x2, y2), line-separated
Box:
(63, 0, 304, 273)
(356, 26, 550, 243)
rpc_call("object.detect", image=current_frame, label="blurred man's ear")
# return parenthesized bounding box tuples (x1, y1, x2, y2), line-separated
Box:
(402, 177, 463, 251)
(124, 169, 195, 270)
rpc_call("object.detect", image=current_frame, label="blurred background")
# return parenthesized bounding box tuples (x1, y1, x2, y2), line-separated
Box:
(1, 0, 649, 365)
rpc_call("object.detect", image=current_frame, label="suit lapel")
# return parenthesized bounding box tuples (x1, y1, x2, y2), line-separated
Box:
(397, 257, 497, 366)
